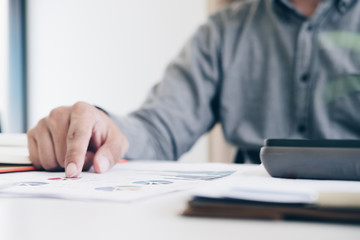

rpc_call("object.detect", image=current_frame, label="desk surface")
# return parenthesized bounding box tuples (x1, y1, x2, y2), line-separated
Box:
(1, 165, 360, 240)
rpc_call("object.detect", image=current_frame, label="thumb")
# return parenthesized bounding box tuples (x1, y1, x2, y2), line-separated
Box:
(93, 135, 129, 173)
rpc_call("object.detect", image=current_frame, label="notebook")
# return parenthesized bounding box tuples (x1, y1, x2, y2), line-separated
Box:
(0, 134, 35, 173)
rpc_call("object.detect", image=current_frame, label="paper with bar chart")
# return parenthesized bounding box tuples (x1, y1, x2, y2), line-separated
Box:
(0, 161, 237, 203)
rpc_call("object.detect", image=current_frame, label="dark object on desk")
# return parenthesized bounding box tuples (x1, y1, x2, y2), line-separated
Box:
(183, 197, 360, 224)
(234, 149, 261, 164)
(260, 139, 360, 181)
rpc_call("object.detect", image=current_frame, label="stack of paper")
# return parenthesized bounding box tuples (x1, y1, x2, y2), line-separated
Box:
(0, 134, 35, 173)
(183, 167, 360, 223)
(0, 161, 236, 203)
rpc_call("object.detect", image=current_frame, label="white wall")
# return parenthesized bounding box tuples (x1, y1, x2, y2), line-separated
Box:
(0, 0, 9, 131)
(26, 0, 209, 162)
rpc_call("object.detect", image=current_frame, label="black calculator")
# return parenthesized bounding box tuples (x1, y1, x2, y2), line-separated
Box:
(260, 139, 360, 181)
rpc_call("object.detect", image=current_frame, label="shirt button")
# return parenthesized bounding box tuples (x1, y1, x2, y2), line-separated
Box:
(307, 25, 313, 31)
(301, 74, 309, 83)
(338, 1, 348, 12)
(297, 124, 307, 133)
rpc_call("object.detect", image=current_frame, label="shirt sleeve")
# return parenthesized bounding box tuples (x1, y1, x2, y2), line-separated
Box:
(110, 16, 224, 160)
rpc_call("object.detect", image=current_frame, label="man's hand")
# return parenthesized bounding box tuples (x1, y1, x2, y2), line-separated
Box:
(27, 102, 129, 177)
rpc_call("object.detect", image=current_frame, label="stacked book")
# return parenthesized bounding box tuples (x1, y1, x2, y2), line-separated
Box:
(0, 134, 35, 173)
(183, 168, 360, 223)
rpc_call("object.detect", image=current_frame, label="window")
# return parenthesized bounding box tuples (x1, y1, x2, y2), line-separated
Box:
(0, 0, 27, 133)
(0, 0, 9, 132)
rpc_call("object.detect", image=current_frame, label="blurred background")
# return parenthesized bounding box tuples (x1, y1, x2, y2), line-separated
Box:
(0, 0, 237, 163)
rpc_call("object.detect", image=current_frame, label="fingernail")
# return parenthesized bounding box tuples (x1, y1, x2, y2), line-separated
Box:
(98, 156, 110, 173)
(66, 163, 78, 177)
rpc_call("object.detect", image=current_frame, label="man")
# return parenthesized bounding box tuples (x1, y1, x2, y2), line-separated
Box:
(27, 0, 360, 177)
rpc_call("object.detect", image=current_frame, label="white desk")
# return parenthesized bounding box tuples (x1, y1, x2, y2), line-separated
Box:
(1, 165, 360, 240)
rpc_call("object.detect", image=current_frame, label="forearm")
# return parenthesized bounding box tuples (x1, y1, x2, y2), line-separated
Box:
(111, 15, 223, 160)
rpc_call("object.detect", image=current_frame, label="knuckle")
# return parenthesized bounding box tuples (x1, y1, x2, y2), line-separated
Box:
(26, 127, 35, 137)
(72, 101, 90, 113)
(48, 107, 67, 122)
(37, 118, 47, 129)
(47, 109, 69, 132)
(33, 118, 49, 137)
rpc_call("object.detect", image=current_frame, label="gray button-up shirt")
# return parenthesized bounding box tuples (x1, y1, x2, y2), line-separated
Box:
(111, 0, 360, 161)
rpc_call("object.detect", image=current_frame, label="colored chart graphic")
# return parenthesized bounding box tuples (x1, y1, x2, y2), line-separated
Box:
(16, 181, 48, 186)
(161, 171, 235, 181)
(47, 177, 81, 181)
(133, 180, 173, 185)
(95, 185, 141, 192)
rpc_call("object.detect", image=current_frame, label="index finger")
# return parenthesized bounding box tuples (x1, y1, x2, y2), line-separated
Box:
(64, 103, 95, 177)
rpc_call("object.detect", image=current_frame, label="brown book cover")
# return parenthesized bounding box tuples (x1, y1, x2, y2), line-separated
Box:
(183, 197, 360, 224)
